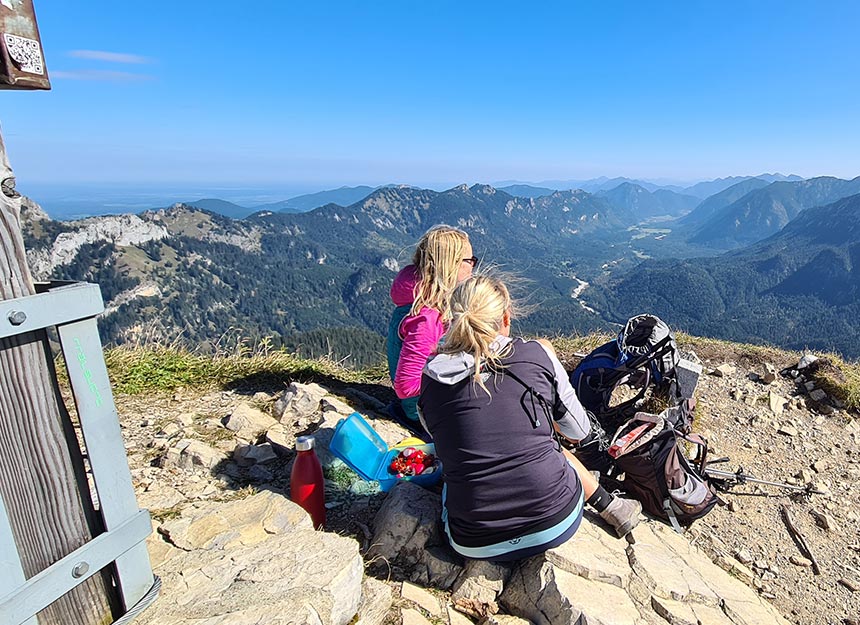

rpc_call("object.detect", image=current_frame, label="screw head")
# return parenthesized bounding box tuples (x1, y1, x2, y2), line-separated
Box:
(71, 562, 89, 578)
(7, 311, 26, 326)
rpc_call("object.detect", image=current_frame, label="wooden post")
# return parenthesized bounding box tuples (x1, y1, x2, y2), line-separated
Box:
(0, 128, 114, 623)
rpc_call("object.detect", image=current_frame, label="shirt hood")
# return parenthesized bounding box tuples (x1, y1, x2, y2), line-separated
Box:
(390, 264, 420, 307)
(423, 335, 512, 386)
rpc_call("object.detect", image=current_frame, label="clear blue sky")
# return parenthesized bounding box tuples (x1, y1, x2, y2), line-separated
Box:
(3, 1, 860, 190)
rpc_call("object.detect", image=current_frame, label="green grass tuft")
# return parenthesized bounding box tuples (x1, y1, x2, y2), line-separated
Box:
(100, 340, 386, 395)
(324, 464, 357, 489)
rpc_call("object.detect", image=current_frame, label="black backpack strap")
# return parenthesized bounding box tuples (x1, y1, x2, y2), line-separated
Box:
(489, 362, 547, 414)
(680, 432, 710, 475)
(623, 333, 674, 368)
(495, 362, 567, 452)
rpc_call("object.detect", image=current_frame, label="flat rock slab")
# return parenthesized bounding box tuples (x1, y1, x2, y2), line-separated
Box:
(162, 438, 225, 471)
(141, 490, 364, 625)
(651, 596, 735, 625)
(158, 488, 311, 550)
(628, 523, 721, 605)
(137, 483, 185, 511)
(402, 608, 434, 625)
(501, 555, 645, 625)
(402, 581, 443, 616)
(372, 483, 794, 625)
(498, 519, 791, 625)
(223, 402, 277, 441)
(356, 577, 394, 625)
(544, 512, 632, 589)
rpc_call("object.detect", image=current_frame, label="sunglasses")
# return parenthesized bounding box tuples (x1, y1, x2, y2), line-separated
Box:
(462, 256, 479, 268)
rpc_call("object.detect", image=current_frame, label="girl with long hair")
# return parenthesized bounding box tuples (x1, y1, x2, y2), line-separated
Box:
(386, 225, 477, 430)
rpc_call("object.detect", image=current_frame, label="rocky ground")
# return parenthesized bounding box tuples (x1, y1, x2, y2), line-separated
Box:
(92, 340, 860, 625)
(679, 347, 860, 625)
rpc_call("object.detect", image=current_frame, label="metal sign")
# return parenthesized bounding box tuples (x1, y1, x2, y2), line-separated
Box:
(0, 0, 49, 90)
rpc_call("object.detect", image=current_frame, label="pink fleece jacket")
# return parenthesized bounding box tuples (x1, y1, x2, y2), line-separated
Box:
(390, 265, 445, 399)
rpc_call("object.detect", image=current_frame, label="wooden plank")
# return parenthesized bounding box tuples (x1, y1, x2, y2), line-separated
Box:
(0, 128, 114, 624)
(0, 492, 37, 625)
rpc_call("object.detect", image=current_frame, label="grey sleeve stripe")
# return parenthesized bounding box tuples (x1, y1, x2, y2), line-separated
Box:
(536, 341, 591, 441)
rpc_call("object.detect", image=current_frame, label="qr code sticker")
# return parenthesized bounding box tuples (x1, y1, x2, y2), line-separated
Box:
(4, 33, 44, 75)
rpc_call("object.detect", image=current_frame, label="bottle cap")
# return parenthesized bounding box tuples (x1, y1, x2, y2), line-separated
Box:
(296, 435, 315, 451)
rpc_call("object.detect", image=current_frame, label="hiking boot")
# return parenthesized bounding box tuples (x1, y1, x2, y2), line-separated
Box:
(598, 496, 641, 538)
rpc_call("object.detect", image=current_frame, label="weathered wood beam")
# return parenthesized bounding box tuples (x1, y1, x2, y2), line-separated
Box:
(0, 127, 114, 624)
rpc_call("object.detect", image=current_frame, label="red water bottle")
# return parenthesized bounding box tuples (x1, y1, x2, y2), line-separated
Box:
(290, 435, 326, 529)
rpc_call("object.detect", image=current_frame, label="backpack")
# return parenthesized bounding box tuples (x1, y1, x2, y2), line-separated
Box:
(570, 314, 681, 436)
(609, 402, 720, 531)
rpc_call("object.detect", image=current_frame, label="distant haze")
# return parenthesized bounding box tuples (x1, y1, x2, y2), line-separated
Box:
(26, 174, 809, 220)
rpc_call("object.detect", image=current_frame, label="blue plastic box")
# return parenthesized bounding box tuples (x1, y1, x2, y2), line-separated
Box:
(329, 412, 441, 492)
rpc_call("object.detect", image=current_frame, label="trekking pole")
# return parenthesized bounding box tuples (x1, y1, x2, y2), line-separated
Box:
(704, 467, 826, 495)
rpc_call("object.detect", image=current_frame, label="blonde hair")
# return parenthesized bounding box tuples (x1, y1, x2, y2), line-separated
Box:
(411, 225, 470, 321)
(439, 275, 513, 394)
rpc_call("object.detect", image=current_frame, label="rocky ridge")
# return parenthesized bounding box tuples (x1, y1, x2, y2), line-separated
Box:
(28, 213, 169, 278)
(102, 342, 860, 625)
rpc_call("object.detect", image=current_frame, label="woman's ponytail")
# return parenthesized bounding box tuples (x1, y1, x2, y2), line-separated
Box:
(440, 275, 512, 395)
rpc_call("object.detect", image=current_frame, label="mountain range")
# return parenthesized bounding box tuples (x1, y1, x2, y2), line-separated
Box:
(20, 174, 860, 362)
(493, 173, 803, 200)
(678, 178, 771, 228)
(686, 176, 860, 248)
(22, 184, 647, 364)
(596, 183, 699, 219)
(599, 193, 860, 356)
(496, 184, 557, 198)
(30, 174, 807, 222)
(183, 198, 253, 220)
(681, 173, 803, 199)
(253, 185, 379, 213)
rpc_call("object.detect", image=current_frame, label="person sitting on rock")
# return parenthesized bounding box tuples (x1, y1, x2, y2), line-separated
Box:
(418, 275, 641, 561)
(386, 225, 476, 436)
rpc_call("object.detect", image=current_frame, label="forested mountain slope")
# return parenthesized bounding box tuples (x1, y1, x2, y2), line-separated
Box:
(599, 193, 860, 357)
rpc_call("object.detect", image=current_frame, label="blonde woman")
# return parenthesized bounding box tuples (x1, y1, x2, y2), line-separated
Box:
(418, 275, 641, 561)
(386, 225, 477, 431)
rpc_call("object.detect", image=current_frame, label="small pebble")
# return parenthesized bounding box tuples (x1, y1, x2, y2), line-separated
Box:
(838, 578, 858, 592)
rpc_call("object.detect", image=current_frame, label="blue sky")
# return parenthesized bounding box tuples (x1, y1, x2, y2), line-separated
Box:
(3, 1, 860, 193)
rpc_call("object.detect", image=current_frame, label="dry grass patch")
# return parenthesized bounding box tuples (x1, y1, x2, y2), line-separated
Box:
(150, 504, 184, 522)
(546, 331, 615, 369)
(213, 484, 258, 502)
(809, 354, 860, 412)
(100, 341, 387, 395)
(677, 333, 798, 370)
